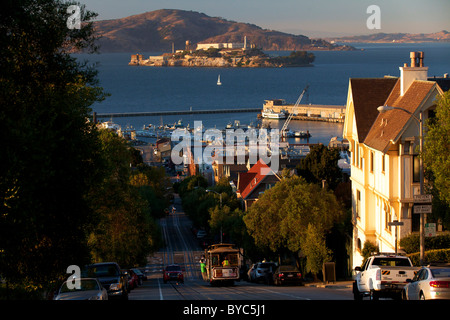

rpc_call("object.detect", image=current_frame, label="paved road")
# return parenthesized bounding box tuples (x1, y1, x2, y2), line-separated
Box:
(130, 194, 353, 300)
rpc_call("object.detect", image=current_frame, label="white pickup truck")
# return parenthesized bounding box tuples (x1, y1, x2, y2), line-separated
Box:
(353, 254, 419, 300)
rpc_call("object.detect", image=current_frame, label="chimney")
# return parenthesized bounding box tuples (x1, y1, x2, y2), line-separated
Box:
(399, 51, 428, 96)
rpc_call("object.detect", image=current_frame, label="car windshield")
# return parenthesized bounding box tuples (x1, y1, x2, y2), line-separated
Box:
(60, 279, 100, 293)
(372, 258, 411, 267)
(166, 265, 181, 272)
(132, 269, 143, 275)
(431, 268, 450, 278)
(84, 265, 119, 277)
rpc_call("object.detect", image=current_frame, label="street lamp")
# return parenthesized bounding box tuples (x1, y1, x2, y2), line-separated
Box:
(206, 189, 223, 243)
(378, 105, 425, 265)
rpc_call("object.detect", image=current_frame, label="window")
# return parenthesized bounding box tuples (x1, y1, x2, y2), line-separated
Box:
(372, 258, 412, 267)
(356, 190, 361, 219)
(370, 151, 374, 173)
(384, 204, 392, 232)
(413, 155, 420, 183)
(356, 143, 360, 167)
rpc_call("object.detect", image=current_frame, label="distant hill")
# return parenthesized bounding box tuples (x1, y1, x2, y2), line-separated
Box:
(93, 9, 354, 52)
(325, 30, 450, 43)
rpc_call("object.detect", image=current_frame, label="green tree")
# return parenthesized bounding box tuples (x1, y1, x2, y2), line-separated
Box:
(301, 224, 332, 280)
(244, 175, 344, 255)
(88, 130, 161, 267)
(423, 91, 450, 228)
(296, 144, 342, 190)
(0, 0, 105, 294)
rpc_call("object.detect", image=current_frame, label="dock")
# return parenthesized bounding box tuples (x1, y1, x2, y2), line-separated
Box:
(263, 99, 345, 123)
(94, 108, 261, 118)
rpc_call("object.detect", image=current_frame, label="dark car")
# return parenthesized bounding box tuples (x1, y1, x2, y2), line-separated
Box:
(131, 268, 145, 285)
(122, 269, 138, 292)
(273, 265, 302, 286)
(82, 262, 128, 300)
(163, 264, 184, 284)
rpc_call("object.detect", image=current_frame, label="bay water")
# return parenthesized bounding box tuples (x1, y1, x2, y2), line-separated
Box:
(74, 43, 450, 145)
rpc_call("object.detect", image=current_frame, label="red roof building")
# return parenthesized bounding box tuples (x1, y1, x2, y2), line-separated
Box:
(236, 159, 281, 210)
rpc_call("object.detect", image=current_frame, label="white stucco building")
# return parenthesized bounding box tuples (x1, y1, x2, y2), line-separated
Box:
(343, 52, 444, 268)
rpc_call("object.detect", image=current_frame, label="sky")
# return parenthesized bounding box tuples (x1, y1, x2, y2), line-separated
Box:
(80, 0, 450, 37)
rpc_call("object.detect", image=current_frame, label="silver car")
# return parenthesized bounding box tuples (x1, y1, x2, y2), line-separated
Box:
(248, 262, 277, 284)
(402, 266, 450, 300)
(54, 278, 108, 300)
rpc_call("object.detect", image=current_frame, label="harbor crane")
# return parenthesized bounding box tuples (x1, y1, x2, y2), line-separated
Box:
(280, 85, 309, 141)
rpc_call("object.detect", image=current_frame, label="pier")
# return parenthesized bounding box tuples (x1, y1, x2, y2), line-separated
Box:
(94, 108, 261, 118)
(263, 99, 345, 123)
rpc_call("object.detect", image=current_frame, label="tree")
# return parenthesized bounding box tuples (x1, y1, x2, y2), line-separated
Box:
(244, 175, 344, 256)
(88, 130, 161, 267)
(0, 0, 105, 293)
(296, 144, 342, 190)
(301, 224, 332, 280)
(423, 91, 450, 228)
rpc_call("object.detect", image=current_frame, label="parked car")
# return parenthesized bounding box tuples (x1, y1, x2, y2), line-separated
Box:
(82, 262, 128, 300)
(248, 262, 277, 284)
(123, 269, 139, 291)
(163, 264, 184, 284)
(132, 268, 146, 285)
(273, 265, 302, 286)
(402, 265, 450, 300)
(54, 278, 108, 300)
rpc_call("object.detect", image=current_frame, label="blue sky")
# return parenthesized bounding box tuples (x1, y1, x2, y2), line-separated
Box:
(81, 0, 450, 37)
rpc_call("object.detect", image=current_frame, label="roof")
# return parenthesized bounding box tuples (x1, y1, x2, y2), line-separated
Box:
(237, 159, 280, 200)
(349, 78, 398, 142)
(364, 80, 438, 152)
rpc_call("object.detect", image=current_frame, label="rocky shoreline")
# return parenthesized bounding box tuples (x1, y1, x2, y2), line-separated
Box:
(129, 49, 316, 68)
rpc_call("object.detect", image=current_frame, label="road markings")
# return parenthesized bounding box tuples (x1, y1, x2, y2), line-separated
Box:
(157, 278, 164, 300)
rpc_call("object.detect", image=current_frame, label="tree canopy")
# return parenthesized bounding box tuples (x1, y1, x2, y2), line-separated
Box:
(244, 175, 344, 254)
(423, 91, 450, 229)
(0, 0, 105, 291)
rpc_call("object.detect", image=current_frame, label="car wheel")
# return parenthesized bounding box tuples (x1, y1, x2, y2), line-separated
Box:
(352, 282, 362, 300)
(420, 292, 425, 300)
(401, 289, 408, 300)
(370, 290, 379, 300)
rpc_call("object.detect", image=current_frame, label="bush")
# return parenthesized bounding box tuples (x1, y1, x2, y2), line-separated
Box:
(400, 234, 450, 254)
(407, 248, 450, 266)
(361, 240, 378, 263)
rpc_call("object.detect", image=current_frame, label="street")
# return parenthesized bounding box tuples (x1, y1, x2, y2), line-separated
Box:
(128, 194, 353, 301)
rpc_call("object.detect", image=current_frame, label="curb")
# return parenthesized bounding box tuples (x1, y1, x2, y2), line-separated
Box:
(304, 281, 353, 289)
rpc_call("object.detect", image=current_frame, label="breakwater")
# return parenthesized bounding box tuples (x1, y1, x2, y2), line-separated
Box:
(94, 108, 261, 118)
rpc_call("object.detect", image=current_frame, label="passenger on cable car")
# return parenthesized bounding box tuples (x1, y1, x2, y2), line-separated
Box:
(222, 255, 230, 267)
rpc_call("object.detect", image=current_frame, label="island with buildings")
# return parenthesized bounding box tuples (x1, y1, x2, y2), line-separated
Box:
(129, 37, 316, 68)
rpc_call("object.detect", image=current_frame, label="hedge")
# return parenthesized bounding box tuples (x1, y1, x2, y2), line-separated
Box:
(399, 234, 450, 254)
(407, 248, 450, 266)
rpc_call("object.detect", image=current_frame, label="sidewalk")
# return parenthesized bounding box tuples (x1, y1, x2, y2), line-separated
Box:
(303, 280, 353, 289)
